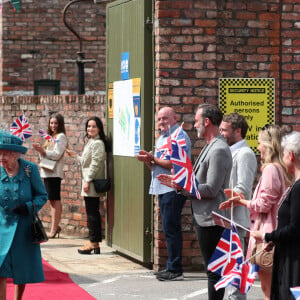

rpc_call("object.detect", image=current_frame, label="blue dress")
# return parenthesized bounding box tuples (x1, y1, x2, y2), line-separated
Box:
(0, 158, 47, 284)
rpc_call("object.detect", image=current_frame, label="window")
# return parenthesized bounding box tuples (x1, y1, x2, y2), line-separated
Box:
(34, 80, 60, 95)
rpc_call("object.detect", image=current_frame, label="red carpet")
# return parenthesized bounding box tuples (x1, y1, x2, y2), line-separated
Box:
(7, 259, 96, 299)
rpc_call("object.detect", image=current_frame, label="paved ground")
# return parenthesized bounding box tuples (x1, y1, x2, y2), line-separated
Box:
(41, 236, 265, 300)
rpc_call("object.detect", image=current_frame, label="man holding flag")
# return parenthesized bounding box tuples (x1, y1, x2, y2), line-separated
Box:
(192, 104, 232, 300)
(220, 113, 257, 300)
(136, 107, 191, 281)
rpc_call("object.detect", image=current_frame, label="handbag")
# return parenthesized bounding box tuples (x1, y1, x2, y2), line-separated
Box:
(39, 157, 56, 171)
(93, 178, 111, 193)
(250, 242, 274, 273)
(31, 202, 48, 244)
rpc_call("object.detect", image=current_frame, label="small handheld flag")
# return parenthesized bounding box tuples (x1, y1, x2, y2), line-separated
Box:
(215, 262, 259, 294)
(10, 114, 32, 141)
(38, 129, 56, 143)
(290, 287, 300, 300)
(208, 224, 244, 276)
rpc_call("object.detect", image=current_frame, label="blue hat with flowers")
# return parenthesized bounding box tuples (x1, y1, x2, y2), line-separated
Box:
(0, 131, 27, 154)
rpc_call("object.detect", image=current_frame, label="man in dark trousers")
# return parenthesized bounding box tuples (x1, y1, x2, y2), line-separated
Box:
(192, 104, 232, 300)
(220, 112, 257, 300)
(136, 106, 191, 281)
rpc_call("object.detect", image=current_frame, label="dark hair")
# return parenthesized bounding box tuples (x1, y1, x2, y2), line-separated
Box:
(198, 103, 223, 126)
(84, 116, 110, 152)
(223, 113, 249, 139)
(47, 113, 66, 135)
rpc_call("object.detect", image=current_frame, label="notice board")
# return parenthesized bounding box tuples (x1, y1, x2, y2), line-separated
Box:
(219, 78, 275, 153)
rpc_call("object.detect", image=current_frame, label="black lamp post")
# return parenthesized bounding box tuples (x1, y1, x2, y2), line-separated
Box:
(62, 0, 102, 94)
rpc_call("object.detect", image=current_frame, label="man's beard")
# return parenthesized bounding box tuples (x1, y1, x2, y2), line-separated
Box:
(197, 124, 205, 138)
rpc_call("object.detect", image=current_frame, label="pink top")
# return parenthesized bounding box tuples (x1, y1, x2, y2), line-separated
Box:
(246, 163, 286, 259)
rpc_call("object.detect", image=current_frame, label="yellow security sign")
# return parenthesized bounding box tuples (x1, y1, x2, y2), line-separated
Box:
(219, 78, 275, 153)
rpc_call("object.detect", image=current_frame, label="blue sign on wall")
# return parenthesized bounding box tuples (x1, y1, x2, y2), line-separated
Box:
(121, 52, 130, 80)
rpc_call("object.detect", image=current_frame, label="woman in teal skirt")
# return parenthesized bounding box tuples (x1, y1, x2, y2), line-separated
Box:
(0, 132, 48, 300)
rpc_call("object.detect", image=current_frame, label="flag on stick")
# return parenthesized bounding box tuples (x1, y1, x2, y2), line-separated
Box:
(208, 224, 244, 276)
(10, 114, 32, 141)
(38, 129, 56, 143)
(170, 124, 200, 199)
(156, 123, 187, 160)
(215, 262, 259, 294)
(212, 211, 250, 232)
(290, 287, 300, 300)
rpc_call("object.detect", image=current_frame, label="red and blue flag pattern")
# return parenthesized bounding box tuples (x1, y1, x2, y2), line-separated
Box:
(291, 287, 300, 300)
(157, 137, 171, 160)
(171, 136, 200, 200)
(156, 124, 187, 160)
(215, 262, 259, 294)
(10, 114, 32, 141)
(38, 129, 56, 143)
(208, 224, 244, 276)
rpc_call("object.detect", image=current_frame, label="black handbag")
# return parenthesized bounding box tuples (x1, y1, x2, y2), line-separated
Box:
(93, 178, 111, 193)
(31, 202, 48, 244)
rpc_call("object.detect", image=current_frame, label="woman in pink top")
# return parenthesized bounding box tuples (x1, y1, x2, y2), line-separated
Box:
(220, 125, 288, 300)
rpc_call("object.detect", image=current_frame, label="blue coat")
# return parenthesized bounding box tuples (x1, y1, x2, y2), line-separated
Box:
(0, 158, 48, 284)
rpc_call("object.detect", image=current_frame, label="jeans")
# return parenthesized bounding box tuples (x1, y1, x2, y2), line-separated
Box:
(158, 191, 186, 273)
(84, 196, 102, 243)
(194, 222, 225, 300)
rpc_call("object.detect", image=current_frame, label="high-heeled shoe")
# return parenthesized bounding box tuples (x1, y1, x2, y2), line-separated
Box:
(78, 242, 100, 255)
(48, 226, 61, 239)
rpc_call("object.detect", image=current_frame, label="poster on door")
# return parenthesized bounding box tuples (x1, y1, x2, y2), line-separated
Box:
(113, 78, 141, 157)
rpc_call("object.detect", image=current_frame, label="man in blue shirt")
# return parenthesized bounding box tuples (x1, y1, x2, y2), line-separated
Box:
(136, 106, 191, 281)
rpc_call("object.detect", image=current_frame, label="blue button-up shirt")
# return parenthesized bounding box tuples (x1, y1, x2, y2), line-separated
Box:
(149, 124, 191, 195)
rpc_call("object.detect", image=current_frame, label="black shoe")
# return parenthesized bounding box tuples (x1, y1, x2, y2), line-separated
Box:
(156, 271, 184, 281)
(154, 269, 167, 276)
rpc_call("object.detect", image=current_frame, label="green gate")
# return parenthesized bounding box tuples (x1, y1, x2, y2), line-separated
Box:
(106, 0, 153, 263)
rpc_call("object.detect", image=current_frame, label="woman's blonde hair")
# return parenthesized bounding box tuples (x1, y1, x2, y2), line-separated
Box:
(259, 125, 291, 184)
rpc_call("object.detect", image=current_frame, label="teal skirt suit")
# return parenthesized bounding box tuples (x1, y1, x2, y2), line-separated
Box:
(0, 159, 48, 284)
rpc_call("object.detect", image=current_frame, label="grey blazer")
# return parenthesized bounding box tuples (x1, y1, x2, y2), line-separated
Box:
(192, 134, 232, 227)
(230, 140, 257, 228)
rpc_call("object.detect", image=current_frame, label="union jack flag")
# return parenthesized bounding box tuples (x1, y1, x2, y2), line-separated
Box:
(38, 129, 56, 143)
(208, 224, 244, 276)
(10, 114, 32, 141)
(157, 137, 171, 160)
(156, 124, 187, 161)
(171, 137, 201, 199)
(291, 287, 300, 300)
(215, 262, 259, 294)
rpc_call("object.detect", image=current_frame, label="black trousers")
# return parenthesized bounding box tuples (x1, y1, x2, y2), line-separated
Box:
(194, 223, 225, 300)
(84, 197, 102, 243)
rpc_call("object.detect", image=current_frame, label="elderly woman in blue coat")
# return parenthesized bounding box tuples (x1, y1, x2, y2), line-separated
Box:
(0, 132, 48, 300)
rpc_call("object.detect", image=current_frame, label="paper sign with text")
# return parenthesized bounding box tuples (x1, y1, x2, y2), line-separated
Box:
(219, 78, 275, 154)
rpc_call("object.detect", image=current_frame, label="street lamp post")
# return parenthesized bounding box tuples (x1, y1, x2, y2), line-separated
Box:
(62, 0, 100, 94)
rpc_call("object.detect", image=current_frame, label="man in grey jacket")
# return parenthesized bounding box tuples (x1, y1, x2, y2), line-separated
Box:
(192, 104, 232, 300)
(220, 113, 257, 300)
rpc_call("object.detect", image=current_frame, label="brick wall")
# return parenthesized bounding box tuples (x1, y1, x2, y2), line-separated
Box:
(153, 0, 300, 271)
(0, 95, 107, 236)
(1, 0, 107, 95)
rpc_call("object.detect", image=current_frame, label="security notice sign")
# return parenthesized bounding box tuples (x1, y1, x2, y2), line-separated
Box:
(219, 78, 275, 153)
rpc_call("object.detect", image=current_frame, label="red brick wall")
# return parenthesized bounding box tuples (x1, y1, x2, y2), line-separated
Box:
(1, 1, 107, 95)
(153, 0, 300, 271)
(0, 95, 107, 236)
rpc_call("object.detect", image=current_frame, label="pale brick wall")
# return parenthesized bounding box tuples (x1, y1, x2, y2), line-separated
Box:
(0, 95, 107, 237)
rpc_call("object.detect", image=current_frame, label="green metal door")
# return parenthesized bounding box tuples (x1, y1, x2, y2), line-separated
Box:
(106, 0, 153, 263)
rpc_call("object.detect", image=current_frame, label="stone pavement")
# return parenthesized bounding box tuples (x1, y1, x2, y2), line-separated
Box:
(41, 235, 265, 299)
(41, 236, 147, 275)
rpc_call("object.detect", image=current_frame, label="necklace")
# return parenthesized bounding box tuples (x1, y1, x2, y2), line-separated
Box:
(5, 165, 19, 177)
